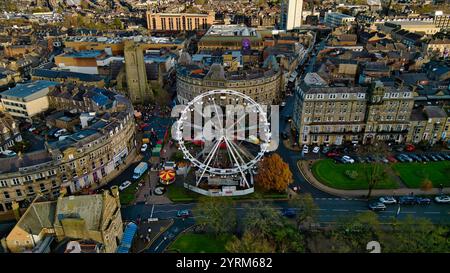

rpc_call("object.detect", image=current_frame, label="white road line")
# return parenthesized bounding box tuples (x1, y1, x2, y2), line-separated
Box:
(355, 210, 367, 212)
(313, 208, 328, 211)
(332, 209, 349, 212)
(424, 212, 441, 214)
(400, 211, 416, 214)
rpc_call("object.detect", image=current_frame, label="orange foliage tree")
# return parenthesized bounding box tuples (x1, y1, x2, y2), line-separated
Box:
(255, 154, 293, 192)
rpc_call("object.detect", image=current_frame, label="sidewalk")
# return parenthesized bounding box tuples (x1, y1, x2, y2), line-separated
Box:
(297, 160, 450, 198)
(135, 170, 171, 204)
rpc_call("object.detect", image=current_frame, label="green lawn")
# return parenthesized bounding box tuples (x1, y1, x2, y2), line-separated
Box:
(169, 233, 231, 253)
(392, 161, 450, 188)
(311, 159, 399, 190)
(119, 181, 140, 205)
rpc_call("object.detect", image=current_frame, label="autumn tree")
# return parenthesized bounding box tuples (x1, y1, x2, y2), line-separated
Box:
(255, 154, 293, 192)
(420, 178, 433, 192)
(194, 196, 237, 235)
(226, 232, 275, 253)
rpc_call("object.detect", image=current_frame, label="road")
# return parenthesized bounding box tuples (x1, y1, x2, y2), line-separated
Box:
(121, 199, 450, 227)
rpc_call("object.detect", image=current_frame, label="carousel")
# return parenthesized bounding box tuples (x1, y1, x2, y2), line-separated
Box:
(159, 169, 176, 185)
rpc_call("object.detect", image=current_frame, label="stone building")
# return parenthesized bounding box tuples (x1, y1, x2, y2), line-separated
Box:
(146, 10, 215, 32)
(0, 84, 136, 217)
(293, 81, 414, 145)
(407, 106, 448, 145)
(5, 187, 123, 253)
(0, 112, 22, 152)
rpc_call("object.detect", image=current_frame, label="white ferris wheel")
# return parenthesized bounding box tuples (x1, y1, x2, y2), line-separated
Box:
(173, 89, 272, 188)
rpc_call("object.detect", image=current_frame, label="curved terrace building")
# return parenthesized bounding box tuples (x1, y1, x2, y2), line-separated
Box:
(0, 83, 136, 217)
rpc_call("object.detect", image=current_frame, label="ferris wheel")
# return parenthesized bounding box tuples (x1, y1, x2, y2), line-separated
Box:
(173, 89, 272, 188)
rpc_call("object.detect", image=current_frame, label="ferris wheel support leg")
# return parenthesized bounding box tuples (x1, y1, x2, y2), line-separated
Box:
(196, 137, 222, 187)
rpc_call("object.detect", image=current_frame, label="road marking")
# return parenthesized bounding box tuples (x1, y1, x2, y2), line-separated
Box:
(400, 211, 416, 214)
(313, 208, 327, 211)
(332, 209, 349, 212)
(424, 212, 440, 214)
(355, 210, 367, 212)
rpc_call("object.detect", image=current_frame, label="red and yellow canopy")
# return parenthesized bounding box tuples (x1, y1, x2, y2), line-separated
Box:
(159, 169, 175, 181)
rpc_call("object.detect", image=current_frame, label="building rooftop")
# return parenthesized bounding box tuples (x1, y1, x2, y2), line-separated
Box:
(62, 50, 104, 59)
(1, 80, 59, 100)
(205, 24, 258, 37)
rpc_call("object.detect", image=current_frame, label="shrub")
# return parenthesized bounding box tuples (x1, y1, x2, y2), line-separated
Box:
(344, 170, 359, 180)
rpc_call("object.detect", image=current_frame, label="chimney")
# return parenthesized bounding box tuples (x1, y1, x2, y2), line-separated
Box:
(11, 201, 20, 221)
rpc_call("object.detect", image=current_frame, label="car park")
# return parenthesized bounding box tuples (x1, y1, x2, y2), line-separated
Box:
(353, 156, 365, 163)
(119, 181, 132, 191)
(429, 154, 439, 162)
(377, 156, 389, 164)
(435, 195, 450, 204)
(312, 146, 320, 153)
(398, 196, 417, 205)
(334, 156, 346, 164)
(395, 154, 407, 163)
(379, 196, 397, 205)
(368, 202, 386, 211)
(302, 145, 309, 154)
(434, 154, 445, 161)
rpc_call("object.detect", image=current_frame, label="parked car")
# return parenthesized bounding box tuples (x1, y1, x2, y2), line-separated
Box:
(312, 146, 320, 153)
(302, 145, 309, 154)
(435, 195, 450, 204)
(409, 154, 422, 162)
(440, 153, 450, 160)
(322, 146, 331, 154)
(377, 156, 389, 164)
(379, 196, 397, 205)
(281, 208, 296, 218)
(140, 143, 148, 152)
(119, 181, 132, 191)
(341, 155, 355, 164)
(326, 151, 339, 158)
(280, 101, 286, 107)
(419, 154, 431, 162)
(405, 144, 416, 152)
(398, 196, 417, 205)
(334, 156, 346, 164)
(1, 150, 17, 157)
(415, 197, 431, 205)
(177, 209, 192, 218)
(387, 155, 398, 163)
(434, 154, 445, 161)
(368, 202, 387, 211)
(429, 154, 439, 162)
(353, 156, 365, 163)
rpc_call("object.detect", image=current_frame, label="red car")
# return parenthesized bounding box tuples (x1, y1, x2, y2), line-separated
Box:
(326, 151, 340, 158)
(387, 155, 398, 163)
(405, 144, 416, 152)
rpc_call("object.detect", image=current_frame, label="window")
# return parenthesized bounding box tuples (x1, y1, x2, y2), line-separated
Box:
(329, 94, 336, 99)
(39, 183, 45, 191)
(4, 192, 10, 199)
(0, 180, 7, 187)
(28, 186, 34, 193)
(16, 189, 22, 197)
(342, 94, 349, 99)
(12, 178, 20, 185)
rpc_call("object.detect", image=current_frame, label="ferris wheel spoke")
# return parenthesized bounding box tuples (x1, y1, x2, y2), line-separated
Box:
(196, 137, 222, 186)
